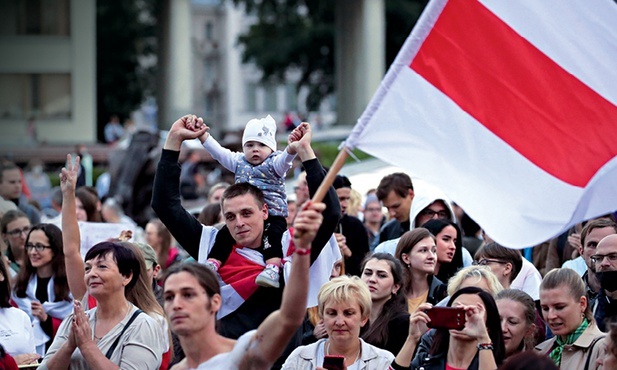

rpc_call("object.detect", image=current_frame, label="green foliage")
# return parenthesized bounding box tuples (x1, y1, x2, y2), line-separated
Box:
(234, 0, 335, 111)
(96, 0, 159, 140)
(232, 0, 428, 111)
(311, 142, 372, 168)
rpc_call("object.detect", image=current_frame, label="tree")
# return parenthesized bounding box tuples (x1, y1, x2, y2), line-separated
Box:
(232, 0, 428, 112)
(96, 0, 159, 141)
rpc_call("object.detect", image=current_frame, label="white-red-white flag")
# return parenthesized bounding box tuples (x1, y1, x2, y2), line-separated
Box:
(345, 0, 617, 248)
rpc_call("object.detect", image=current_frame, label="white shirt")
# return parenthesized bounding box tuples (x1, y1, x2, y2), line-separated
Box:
(562, 256, 587, 276)
(511, 258, 543, 300)
(0, 307, 36, 356)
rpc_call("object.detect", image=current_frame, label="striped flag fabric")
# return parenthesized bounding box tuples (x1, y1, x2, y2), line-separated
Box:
(345, 0, 617, 248)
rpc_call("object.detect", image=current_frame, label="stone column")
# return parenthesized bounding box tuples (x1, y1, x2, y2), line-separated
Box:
(335, 0, 385, 126)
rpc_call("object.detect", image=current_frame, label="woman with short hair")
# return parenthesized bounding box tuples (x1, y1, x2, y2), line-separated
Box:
(39, 242, 167, 369)
(283, 275, 395, 369)
(474, 242, 523, 290)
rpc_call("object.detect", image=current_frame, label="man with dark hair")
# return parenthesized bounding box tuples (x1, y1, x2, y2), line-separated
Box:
(374, 172, 414, 244)
(580, 218, 617, 311)
(162, 199, 324, 369)
(0, 161, 40, 225)
(333, 175, 369, 276)
(152, 116, 340, 345)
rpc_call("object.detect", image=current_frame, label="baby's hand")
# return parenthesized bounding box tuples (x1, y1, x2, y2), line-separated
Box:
(287, 122, 310, 154)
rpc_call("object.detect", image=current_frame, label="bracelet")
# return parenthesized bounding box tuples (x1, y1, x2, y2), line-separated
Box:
(294, 247, 311, 255)
(477, 342, 494, 351)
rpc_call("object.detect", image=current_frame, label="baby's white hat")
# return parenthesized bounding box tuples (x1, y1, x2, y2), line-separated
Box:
(242, 115, 277, 152)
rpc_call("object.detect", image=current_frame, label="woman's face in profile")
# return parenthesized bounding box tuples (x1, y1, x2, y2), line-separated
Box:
(435, 225, 457, 263)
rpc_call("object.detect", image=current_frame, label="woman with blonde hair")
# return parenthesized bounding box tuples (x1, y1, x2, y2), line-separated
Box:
(283, 276, 395, 369)
(536, 268, 605, 369)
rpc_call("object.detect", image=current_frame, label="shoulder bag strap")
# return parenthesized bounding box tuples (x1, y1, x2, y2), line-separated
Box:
(105, 309, 144, 359)
(584, 335, 605, 370)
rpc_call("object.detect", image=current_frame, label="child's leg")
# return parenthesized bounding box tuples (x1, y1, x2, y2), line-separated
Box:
(255, 216, 287, 288)
(206, 224, 235, 271)
(261, 216, 286, 261)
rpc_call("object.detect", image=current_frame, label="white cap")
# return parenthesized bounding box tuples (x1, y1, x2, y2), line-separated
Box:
(242, 115, 277, 152)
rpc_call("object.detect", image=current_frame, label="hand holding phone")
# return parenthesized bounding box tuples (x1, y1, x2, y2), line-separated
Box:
(323, 355, 345, 370)
(424, 306, 466, 330)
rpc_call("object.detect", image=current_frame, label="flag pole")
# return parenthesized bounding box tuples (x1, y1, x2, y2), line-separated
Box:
(310, 147, 349, 203)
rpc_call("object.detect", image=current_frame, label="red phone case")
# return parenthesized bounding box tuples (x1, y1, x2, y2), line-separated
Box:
(425, 307, 466, 330)
(323, 355, 345, 370)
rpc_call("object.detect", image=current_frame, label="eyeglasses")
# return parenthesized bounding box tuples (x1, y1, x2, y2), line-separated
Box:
(365, 207, 382, 212)
(590, 253, 617, 265)
(473, 259, 507, 266)
(6, 226, 31, 237)
(419, 209, 449, 219)
(25, 243, 52, 252)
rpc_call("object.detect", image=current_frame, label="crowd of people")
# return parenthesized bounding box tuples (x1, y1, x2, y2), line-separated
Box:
(1, 114, 617, 370)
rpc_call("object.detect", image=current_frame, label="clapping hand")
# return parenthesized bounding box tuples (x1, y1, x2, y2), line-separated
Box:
(71, 300, 93, 349)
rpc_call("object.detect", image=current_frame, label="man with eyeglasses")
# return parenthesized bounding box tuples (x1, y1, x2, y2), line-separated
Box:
(592, 233, 617, 331)
(578, 218, 617, 316)
(0, 162, 40, 226)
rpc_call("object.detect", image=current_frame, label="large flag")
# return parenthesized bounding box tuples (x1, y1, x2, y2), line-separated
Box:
(345, 0, 617, 248)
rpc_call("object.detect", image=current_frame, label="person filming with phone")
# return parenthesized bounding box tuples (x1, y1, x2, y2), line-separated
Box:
(394, 286, 505, 370)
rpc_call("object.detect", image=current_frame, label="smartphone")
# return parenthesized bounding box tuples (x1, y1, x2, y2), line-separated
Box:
(425, 306, 466, 330)
(323, 355, 345, 370)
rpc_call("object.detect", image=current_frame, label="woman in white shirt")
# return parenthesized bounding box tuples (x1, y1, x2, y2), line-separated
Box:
(0, 257, 38, 365)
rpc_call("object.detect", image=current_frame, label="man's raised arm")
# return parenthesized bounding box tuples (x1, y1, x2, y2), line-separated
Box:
(151, 115, 209, 259)
(289, 123, 341, 262)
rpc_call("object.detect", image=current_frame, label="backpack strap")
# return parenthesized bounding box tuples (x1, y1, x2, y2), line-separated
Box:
(584, 335, 605, 370)
(105, 309, 143, 359)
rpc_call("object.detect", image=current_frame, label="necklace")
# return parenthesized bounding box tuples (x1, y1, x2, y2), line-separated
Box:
(325, 339, 361, 366)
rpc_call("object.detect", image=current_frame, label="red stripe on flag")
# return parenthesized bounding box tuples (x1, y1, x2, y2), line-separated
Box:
(410, 0, 617, 187)
(218, 247, 262, 300)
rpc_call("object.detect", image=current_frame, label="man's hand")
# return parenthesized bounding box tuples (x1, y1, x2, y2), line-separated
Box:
(164, 115, 209, 151)
(293, 200, 325, 250)
(335, 233, 351, 258)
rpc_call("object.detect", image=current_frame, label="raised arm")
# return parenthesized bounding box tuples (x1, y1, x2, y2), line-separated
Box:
(151, 115, 209, 259)
(60, 154, 87, 300)
(246, 201, 325, 367)
(289, 123, 341, 262)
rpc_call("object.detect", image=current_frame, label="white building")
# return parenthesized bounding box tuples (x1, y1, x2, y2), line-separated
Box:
(0, 0, 96, 145)
(188, 0, 336, 137)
